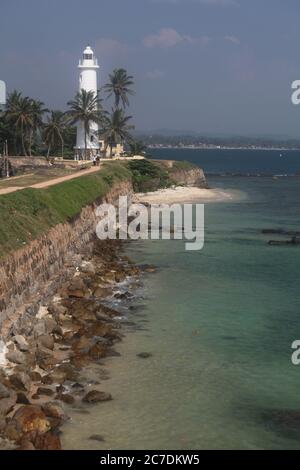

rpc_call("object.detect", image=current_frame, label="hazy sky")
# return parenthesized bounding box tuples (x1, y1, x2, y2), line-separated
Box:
(1, 0, 300, 137)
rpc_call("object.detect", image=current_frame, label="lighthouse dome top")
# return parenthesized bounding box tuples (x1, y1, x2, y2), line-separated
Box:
(78, 45, 99, 68)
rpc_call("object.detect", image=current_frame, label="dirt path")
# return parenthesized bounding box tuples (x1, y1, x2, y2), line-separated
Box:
(0, 166, 101, 196)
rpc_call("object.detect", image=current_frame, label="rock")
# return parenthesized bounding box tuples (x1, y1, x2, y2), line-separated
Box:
(29, 371, 42, 382)
(0, 391, 17, 416)
(0, 383, 10, 399)
(13, 335, 29, 352)
(93, 287, 113, 298)
(67, 278, 87, 299)
(80, 261, 96, 275)
(11, 405, 50, 435)
(37, 335, 55, 351)
(35, 346, 57, 371)
(137, 352, 153, 359)
(72, 382, 84, 390)
(9, 372, 31, 392)
(89, 434, 105, 442)
(18, 439, 36, 450)
(36, 387, 54, 397)
(4, 420, 23, 442)
(42, 402, 69, 421)
(16, 393, 31, 405)
(55, 363, 78, 382)
(6, 350, 26, 365)
(55, 393, 75, 405)
(44, 317, 60, 335)
(33, 431, 61, 450)
(88, 342, 107, 360)
(33, 320, 47, 338)
(82, 390, 112, 404)
(41, 375, 53, 385)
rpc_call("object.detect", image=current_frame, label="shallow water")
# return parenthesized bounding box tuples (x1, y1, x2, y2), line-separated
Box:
(62, 175, 300, 450)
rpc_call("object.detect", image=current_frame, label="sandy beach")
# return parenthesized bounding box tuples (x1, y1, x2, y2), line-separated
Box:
(133, 186, 235, 204)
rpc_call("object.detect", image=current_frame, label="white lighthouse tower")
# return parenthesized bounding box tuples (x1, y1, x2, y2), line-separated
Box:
(75, 45, 100, 159)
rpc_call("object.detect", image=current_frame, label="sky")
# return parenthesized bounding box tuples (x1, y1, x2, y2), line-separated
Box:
(1, 0, 300, 137)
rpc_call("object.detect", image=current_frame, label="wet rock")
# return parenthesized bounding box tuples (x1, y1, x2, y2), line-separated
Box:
(6, 350, 26, 365)
(33, 431, 61, 450)
(36, 387, 54, 397)
(88, 342, 107, 360)
(16, 393, 31, 405)
(89, 434, 105, 442)
(55, 393, 75, 405)
(67, 278, 87, 299)
(4, 420, 23, 442)
(137, 352, 153, 359)
(9, 372, 31, 392)
(82, 390, 112, 404)
(55, 363, 78, 382)
(35, 346, 57, 371)
(0, 383, 10, 399)
(13, 335, 29, 352)
(72, 383, 84, 390)
(11, 405, 50, 435)
(42, 402, 69, 421)
(33, 320, 47, 338)
(93, 286, 113, 298)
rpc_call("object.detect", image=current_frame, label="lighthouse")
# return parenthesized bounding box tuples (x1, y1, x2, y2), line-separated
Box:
(75, 45, 100, 159)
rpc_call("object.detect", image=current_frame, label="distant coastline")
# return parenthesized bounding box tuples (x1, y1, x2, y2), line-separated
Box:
(147, 145, 300, 151)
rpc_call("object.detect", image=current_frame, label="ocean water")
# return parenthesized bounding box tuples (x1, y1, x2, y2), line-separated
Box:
(62, 151, 300, 450)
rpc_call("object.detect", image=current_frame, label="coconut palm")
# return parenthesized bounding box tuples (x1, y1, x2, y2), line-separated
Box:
(67, 90, 103, 159)
(104, 69, 134, 109)
(5, 91, 33, 156)
(28, 99, 48, 156)
(44, 111, 66, 159)
(101, 108, 134, 158)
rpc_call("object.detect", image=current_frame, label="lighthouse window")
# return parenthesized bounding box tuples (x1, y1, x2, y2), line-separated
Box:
(90, 135, 94, 142)
(84, 54, 93, 60)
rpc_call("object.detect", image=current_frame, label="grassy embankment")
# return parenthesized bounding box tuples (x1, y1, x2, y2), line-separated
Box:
(0, 162, 131, 258)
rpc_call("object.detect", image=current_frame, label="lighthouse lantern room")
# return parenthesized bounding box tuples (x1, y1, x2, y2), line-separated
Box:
(75, 46, 100, 159)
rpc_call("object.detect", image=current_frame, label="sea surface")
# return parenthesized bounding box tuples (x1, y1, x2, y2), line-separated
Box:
(62, 149, 300, 450)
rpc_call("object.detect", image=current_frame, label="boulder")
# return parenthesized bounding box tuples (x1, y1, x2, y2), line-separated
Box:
(37, 335, 55, 351)
(33, 431, 61, 450)
(11, 405, 50, 435)
(36, 387, 54, 397)
(42, 402, 69, 421)
(137, 352, 153, 359)
(9, 372, 31, 392)
(6, 350, 26, 365)
(89, 434, 105, 442)
(82, 390, 112, 404)
(0, 391, 17, 416)
(0, 383, 10, 399)
(13, 335, 29, 352)
(16, 393, 31, 405)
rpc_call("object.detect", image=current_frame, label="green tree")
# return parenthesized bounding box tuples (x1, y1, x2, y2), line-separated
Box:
(28, 99, 48, 156)
(67, 90, 103, 159)
(43, 110, 66, 159)
(5, 91, 33, 156)
(128, 140, 147, 156)
(104, 69, 134, 109)
(101, 108, 134, 158)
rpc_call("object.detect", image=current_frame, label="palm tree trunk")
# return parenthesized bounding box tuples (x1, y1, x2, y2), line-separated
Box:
(47, 144, 51, 161)
(29, 129, 33, 156)
(84, 128, 87, 161)
(21, 121, 27, 157)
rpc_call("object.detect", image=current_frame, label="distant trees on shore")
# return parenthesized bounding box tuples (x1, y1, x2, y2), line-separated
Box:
(0, 68, 146, 159)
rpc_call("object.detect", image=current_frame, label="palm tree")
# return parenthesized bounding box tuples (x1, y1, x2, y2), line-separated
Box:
(28, 99, 48, 156)
(44, 111, 66, 159)
(104, 69, 134, 109)
(128, 140, 147, 156)
(101, 108, 134, 158)
(67, 90, 103, 159)
(5, 91, 33, 156)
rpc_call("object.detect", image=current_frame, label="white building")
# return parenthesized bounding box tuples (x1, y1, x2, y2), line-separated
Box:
(75, 46, 100, 159)
(0, 80, 6, 111)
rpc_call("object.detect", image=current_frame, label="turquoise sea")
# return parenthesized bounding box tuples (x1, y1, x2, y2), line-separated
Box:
(63, 150, 300, 450)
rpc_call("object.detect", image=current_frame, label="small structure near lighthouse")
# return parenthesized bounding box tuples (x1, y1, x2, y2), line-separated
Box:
(0, 80, 6, 111)
(75, 46, 100, 159)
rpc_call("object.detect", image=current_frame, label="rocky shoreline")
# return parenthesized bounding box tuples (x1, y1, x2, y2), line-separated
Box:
(0, 237, 152, 450)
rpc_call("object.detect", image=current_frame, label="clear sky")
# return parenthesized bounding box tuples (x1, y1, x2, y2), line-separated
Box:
(1, 0, 300, 137)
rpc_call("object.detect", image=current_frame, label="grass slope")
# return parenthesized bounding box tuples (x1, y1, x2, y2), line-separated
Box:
(0, 162, 131, 257)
